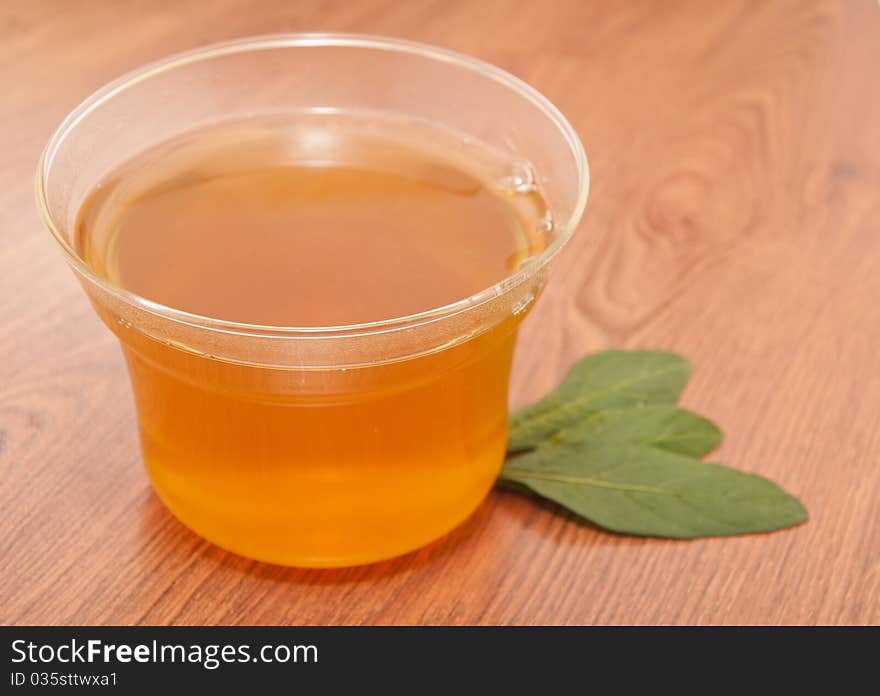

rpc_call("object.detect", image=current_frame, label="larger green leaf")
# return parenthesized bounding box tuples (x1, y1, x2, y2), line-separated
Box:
(500, 440, 807, 538)
(508, 350, 691, 452)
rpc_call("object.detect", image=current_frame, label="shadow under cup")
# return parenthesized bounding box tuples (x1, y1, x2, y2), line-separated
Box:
(36, 35, 589, 567)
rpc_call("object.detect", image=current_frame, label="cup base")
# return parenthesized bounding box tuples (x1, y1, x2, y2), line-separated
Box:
(147, 471, 494, 568)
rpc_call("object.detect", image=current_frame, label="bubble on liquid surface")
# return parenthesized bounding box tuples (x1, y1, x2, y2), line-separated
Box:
(497, 160, 536, 194)
(538, 210, 553, 233)
(536, 209, 555, 245)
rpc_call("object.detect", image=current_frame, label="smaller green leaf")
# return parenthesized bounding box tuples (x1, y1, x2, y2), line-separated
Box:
(508, 350, 691, 451)
(548, 404, 722, 458)
(500, 441, 807, 538)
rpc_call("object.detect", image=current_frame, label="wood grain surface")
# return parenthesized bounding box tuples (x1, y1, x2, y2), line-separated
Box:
(2, 0, 879, 626)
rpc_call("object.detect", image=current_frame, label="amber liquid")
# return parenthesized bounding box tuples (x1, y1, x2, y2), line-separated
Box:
(75, 115, 549, 566)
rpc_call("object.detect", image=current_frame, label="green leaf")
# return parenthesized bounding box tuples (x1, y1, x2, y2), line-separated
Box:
(500, 440, 807, 538)
(553, 404, 722, 458)
(508, 350, 691, 452)
(501, 349, 807, 538)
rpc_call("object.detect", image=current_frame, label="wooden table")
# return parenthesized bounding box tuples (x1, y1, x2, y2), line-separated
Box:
(2, 0, 878, 626)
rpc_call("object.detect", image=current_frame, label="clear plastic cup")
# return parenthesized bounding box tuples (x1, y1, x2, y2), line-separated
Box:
(36, 34, 589, 567)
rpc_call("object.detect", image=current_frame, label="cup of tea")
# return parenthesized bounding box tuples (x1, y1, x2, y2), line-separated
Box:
(36, 34, 589, 567)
